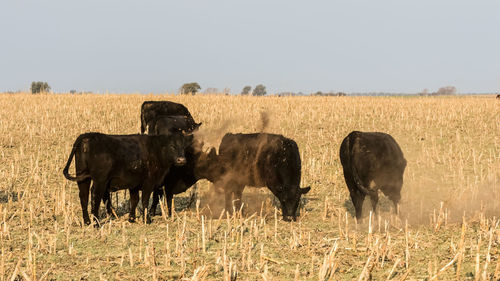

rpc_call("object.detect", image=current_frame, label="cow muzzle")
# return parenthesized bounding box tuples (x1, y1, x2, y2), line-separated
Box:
(175, 157, 187, 166)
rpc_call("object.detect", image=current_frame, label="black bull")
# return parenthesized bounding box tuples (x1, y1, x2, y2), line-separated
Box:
(214, 133, 310, 221)
(140, 101, 198, 134)
(149, 141, 220, 218)
(63, 132, 189, 225)
(339, 131, 406, 220)
(152, 115, 201, 136)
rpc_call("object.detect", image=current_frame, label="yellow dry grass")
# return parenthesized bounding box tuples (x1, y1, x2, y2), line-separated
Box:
(0, 93, 498, 280)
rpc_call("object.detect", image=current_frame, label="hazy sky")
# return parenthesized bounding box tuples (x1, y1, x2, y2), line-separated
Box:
(1, 0, 499, 94)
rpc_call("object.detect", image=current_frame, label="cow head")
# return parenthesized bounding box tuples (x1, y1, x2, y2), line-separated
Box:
(161, 132, 190, 167)
(279, 186, 311, 221)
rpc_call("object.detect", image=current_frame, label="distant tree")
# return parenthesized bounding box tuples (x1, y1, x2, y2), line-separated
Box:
(180, 82, 201, 95)
(30, 81, 50, 94)
(222, 88, 231, 95)
(434, 86, 457, 96)
(419, 89, 429, 96)
(252, 84, 267, 96)
(241, 86, 252, 95)
(277, 92, 296, 96)
(70, 90, 77, 94)
(204, 87, 219, 94)
(313, 91, 324, 96)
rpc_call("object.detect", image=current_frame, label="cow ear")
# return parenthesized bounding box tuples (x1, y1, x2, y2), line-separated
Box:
(300, 186, 311, 194)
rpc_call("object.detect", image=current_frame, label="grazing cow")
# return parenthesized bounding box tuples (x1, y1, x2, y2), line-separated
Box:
(140, 101, 197, 134)
(151, 115, 201, 136)
(63, 132, 189, 226)
(214, 133, 310, 221)
(339, 131, 407, 220)
(496, 94, 500, 99)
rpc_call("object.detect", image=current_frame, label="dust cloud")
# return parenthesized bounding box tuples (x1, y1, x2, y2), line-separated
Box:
(349, 161, 500, 228)
(258, 111, 270, 132)
(189, 110, 278, 218)
(396, 164, 500, 226)
(193, 110, 270, 151)
(192, 120, 229, 153)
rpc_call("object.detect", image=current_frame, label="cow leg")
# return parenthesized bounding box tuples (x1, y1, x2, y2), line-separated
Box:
(224, 188, 233, 215)
(388, 192, 401, 215)
(350, 192, 365, 221)
(141, 186, 154, 224)
(90, 182, 106, 227)
(278, 198, 291, 222)
(343, 169, 365, 220)
(129, 189, 140, 223)
(150, 187, 162, 217)
(223, 181, 242, 215)
(233, 186, 245, 215)
(166, 191, 174, 217)
(103, 190, 115, 219)
(77, 178, 91, 225)
(369, 191, 379, 215)
(381, 185, 402, 215)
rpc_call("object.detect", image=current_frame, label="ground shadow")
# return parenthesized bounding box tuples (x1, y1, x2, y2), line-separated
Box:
(0, 190, 21, 203)
(198, 188, 311, 219)
(343, 193, 396, 219)
(98, 186, 313, 222)
(103, 188, 197, 218)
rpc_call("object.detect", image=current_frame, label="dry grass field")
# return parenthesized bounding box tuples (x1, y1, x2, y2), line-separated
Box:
(0, 93, 498, 280)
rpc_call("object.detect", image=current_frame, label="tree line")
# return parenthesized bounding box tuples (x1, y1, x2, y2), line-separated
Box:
(22, 81, 461, 96)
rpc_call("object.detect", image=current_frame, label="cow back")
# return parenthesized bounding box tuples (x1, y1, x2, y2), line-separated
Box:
(218, 133, 301, 187)
(345, 131, 406, 186)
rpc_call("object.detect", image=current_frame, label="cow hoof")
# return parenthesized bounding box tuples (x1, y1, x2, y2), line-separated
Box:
(84, 219, 91, 226)
(128, 217, 136, 223)
(282, 216, 291, 222)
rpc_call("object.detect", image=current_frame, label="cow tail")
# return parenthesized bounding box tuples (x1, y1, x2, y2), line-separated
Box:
(293, 141, 302, 188)
(347, 132, 372, 195)
(63, 135, 91, 182)
(140, 110, 146, 134)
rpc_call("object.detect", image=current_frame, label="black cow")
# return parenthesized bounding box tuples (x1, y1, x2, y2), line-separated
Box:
(63, 132, 189, 225)
(149, 141, 220, 217)
(214, 133, 310, 221)
(339, 131, 407, 220)
(140, 101, 198, 134)
(146, 113, 206, 218)
(151, 115, 201, 136)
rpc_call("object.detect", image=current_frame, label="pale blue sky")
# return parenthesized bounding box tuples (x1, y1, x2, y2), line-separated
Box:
(1, 0, 499, 94)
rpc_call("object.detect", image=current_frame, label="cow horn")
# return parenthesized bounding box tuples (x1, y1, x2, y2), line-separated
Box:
(300, 186, 311, 194)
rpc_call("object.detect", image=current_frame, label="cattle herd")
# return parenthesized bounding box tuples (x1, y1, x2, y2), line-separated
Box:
(63, 100, 406, 226)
